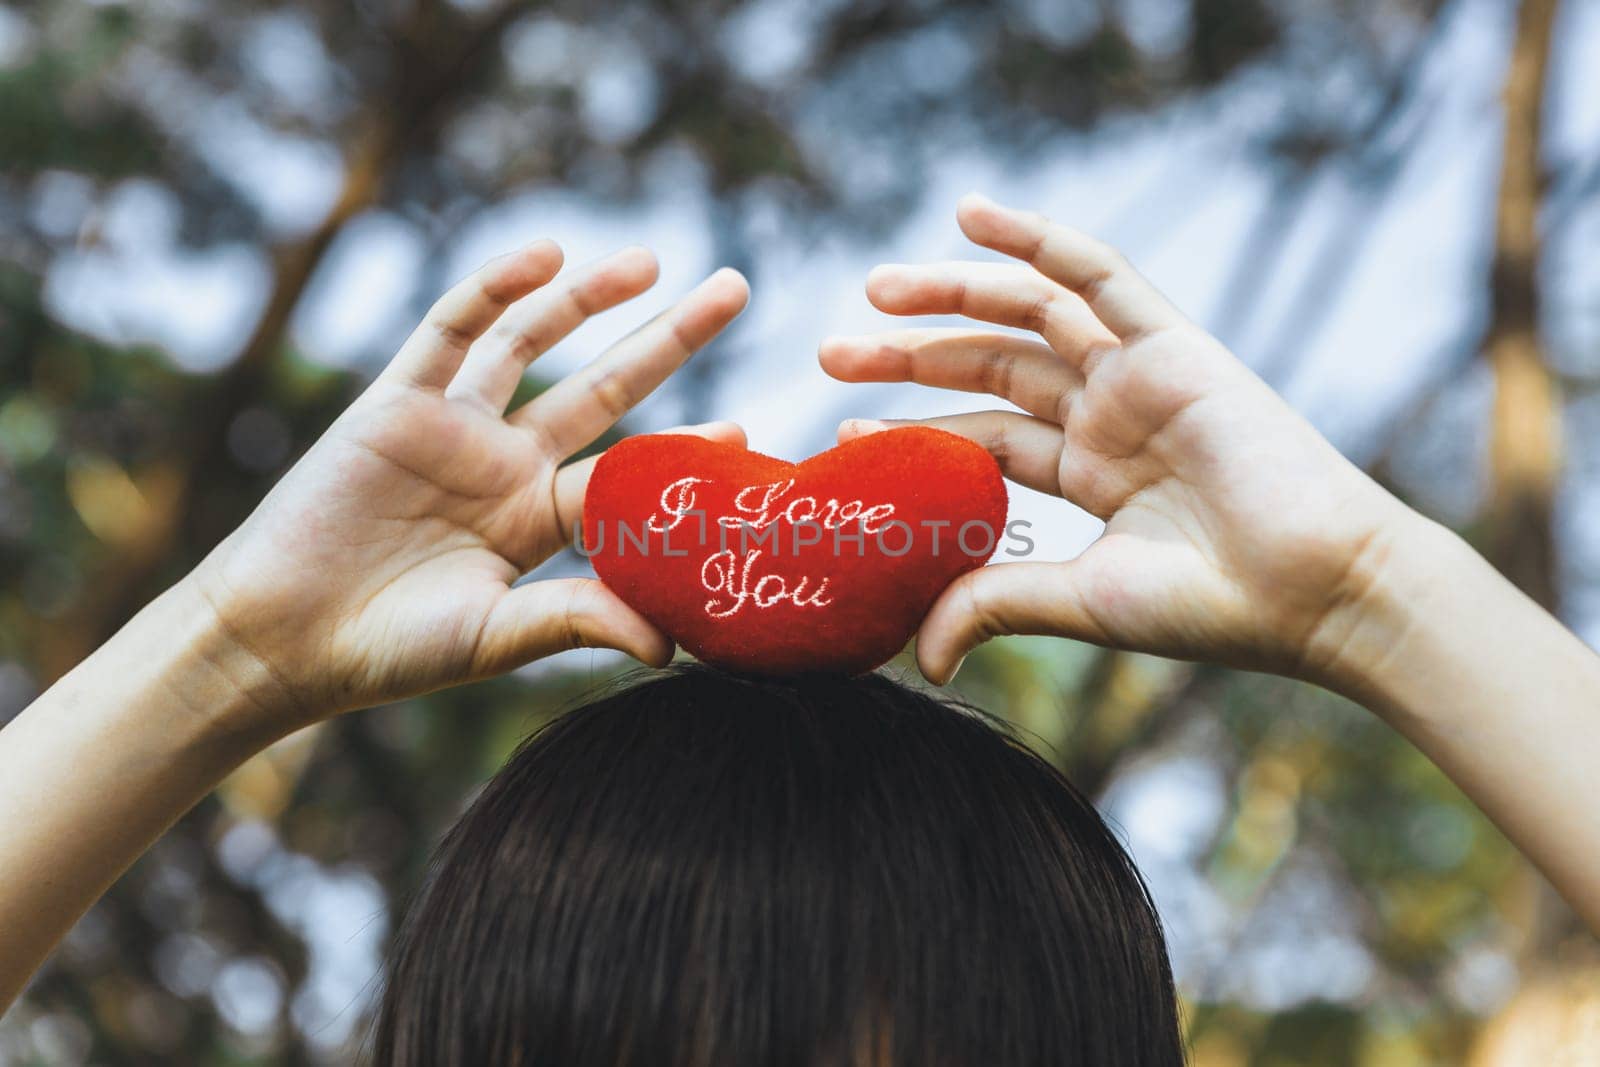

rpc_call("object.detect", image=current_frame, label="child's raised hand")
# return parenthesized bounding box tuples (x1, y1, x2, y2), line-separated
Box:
(821, 195, 1417, 687)
(192, 242, 748, 724)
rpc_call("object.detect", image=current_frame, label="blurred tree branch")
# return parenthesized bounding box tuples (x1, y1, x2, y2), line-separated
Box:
(1062, 653, 1211, 799)
(33, 1, 528, 681)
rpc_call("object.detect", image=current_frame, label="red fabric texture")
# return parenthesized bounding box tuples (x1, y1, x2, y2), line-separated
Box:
(583, 426, 1008, 675)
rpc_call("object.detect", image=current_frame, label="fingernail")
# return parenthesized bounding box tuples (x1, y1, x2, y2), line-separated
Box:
(944, 654, 967, 685)
(841, 418, 890, 434)
(672, 420, 739, 437)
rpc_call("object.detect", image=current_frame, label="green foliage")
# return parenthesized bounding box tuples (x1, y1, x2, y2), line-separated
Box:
(0, 0, 1533, 1063)
(0, 15, 158, 177)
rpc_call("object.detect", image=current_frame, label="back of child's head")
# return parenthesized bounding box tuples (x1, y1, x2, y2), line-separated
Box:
(373, 665, 1185, 1066)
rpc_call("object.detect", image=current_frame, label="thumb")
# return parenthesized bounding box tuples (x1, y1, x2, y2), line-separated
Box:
(478, 577, 674, 674)
(916, 562, 1101, 685)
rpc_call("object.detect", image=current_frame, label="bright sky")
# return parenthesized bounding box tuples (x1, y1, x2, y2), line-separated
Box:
(37, 0, 1600, 567)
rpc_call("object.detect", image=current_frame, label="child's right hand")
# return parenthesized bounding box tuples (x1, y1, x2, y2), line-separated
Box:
(821, 194, 1425, 688)
(191, 243, 749, 726)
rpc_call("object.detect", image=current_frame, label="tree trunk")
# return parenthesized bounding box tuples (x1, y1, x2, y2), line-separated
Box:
(1477, 0, 1590, 1025)
(1485, 0, 1561, 612)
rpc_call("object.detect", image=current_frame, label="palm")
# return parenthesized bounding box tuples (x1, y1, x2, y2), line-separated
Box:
(324, 382, 560, 567)
(226, 383, 551, 703)
(197, 241, 749, 719)
(825, 194, 1403, 683)
(1059, 330, 1384, 669)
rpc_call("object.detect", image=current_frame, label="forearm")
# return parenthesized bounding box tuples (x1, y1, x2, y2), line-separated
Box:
(0, 578, 292, 1010)
(1328, 514, 1600, 930)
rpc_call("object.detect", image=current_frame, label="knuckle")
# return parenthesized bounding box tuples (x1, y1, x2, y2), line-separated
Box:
(879, 342, 914, 377)
(587, 366, 637, 420)
(949, 277, 971, 313)
(426, 311, 476, 353)
(1020, 294, 1053, 334)
(560, 583, 594, 650)
(568, 277, 607, 318)
(475, 262, 519, 306)
(1022, 226, 1050, 266)
(666, 312, 700, 360)
(983, 420, 1014, 466)
(963, 577, 1009, 640)
(1077, 263, 1116, 304)
(977, 345, 1016, 398)
(503, 326, 553, 368)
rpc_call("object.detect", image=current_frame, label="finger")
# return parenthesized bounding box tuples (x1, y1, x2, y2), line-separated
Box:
(446, 246, 660, 413)
(384, 240, 564, 390)
(837, 411, 1063, 497)
(916, 562, 1102, 685)
(552, 421, 748, 538)
(818, 328, 1079, 422)
(474, 577, 674, 675)
(956, 193, 1187, 339)
(864, 261, 1116, 366)
(513, 268, 750, 455)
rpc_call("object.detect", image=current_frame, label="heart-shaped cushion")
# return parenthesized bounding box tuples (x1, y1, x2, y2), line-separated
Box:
(583, 426, 1008, 675)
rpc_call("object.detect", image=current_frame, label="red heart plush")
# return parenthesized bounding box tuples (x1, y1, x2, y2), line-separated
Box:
(582, 426, 1008, 675)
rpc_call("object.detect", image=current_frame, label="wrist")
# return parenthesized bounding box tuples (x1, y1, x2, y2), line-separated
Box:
(138, 576, 312, 747)
(1303, 504, 1558, 731)
(1298, 507, 1468, 713)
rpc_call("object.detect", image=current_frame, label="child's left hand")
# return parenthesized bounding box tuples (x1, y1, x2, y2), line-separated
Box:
(820, 195, 1411, 688)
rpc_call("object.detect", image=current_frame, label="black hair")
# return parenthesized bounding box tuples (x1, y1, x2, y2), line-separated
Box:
(373, 665, 1185, 1066)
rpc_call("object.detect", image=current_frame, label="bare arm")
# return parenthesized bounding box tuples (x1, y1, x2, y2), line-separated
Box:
(0, 241, 750, 1010)
(822, 194, 1600, 930)
(0, 581, 285, 1011)
(1329, 513, 1600, 929)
